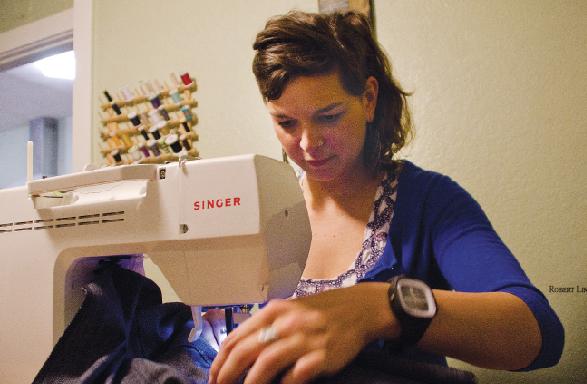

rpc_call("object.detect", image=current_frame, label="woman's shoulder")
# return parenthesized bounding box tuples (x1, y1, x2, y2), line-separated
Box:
(392, 160, 479, 214)
(391, 160, 455, 194)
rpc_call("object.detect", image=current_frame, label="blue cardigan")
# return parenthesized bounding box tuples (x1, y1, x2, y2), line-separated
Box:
(360, 161, 564, 371)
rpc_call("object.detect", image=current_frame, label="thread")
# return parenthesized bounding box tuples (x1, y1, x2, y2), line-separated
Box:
(170, 89, 182, 103)
(149, 93, 162, 109)
(128, 112, 141, 126)
(180, 134, 191, 151)
(165, 134, 182, 153)
(139, 144, 150, 158)
(150, 121, 166, 140)
(180, 105, 192, 122)
(121, 134, 133, 148)
(180, 72, 192, 86)
(158, 107, 170, 121)
(112, 150, 122, 163)
(148, 140, 161, 157)
(129, 146, 142, 161)
(112, 103, 122, 115)
(149, 109, 163, 125)
(139, 126, 150, 141)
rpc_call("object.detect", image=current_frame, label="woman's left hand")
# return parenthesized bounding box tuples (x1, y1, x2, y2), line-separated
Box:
(208, 282, 397, 384)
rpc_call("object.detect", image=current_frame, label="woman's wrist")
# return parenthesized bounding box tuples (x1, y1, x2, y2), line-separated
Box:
(357, 282, 401, 342)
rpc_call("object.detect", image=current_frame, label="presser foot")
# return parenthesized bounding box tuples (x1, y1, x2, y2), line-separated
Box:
(188, 305, 203, 342)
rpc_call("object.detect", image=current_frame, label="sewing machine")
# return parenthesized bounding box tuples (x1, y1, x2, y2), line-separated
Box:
(0, 154, 311, 384)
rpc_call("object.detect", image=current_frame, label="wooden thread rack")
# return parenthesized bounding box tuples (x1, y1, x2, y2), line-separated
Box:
(98, 73, 200, 165)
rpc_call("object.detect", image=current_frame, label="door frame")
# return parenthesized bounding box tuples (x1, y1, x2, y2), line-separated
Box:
(0, 1, 94, 172)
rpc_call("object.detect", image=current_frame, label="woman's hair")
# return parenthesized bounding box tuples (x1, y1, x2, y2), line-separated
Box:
(252, 10, 412, 169)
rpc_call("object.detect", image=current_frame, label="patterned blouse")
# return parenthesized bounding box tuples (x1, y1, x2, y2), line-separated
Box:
(292, 167, 400, 298)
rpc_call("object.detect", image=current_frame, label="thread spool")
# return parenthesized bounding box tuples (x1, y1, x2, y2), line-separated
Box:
(121, 87, 134, 101)
(112, 103, 122, 115)
(170, 89, 182, 103)
(129, 146, 142, 161)
(138, 126, 150, 141)
(110, 135, 124, 148)
(180, 134, 191, 151)
(150, 122, 165, 140)
(180, 72, 192, 86)
(112, 149, 122, 163)
(181, 121, 191, 133)
(121, 134, 133, 148)
(165, 133, 182, 153)
(122, 153, 133, 163)
(128, 112, 141, 126)
(180, 105, 193, 122)
(139, 144, 151, 158)
(149, 109, 163, 125)
(149, 93, 162, 109)
(103, 90, 113, 102)
(148, 140, 161, 157)
(158, 107, 170, 121)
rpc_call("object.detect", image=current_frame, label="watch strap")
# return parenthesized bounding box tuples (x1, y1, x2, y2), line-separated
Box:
(388, 275, 435, 348)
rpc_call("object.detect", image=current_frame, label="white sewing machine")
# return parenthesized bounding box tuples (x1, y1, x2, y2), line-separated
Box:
(0, 154, 311, 384)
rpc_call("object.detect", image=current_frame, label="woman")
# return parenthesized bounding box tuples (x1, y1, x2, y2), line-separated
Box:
(208, 10, 563, 384)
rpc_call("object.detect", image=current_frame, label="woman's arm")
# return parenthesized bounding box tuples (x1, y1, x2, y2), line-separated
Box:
(366, 283, 542, 370)
(208, 281, 542, 384)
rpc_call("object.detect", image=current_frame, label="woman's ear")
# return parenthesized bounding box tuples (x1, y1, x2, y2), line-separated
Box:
(363, 76, 379, 123)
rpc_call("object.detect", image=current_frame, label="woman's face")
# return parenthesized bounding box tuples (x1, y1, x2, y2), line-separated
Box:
(266, 71, 378, 182)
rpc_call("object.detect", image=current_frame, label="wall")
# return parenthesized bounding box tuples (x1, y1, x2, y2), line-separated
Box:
(376, 1, 586, 382)
(0, 0, 72, 33)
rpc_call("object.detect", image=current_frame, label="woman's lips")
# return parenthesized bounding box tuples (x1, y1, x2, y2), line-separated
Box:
(306, 156, 333, 168)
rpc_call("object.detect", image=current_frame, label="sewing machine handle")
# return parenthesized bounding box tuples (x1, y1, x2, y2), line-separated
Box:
(27, 164, 159, 195)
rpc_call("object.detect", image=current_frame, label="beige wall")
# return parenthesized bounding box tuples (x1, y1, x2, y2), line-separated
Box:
(376, 1, 586, 382)
(0, 0, 72, 33)
(90, 0, 586, 382)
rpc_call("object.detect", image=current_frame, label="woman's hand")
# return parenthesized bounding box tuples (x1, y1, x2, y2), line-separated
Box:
(208, 282, 397, 384)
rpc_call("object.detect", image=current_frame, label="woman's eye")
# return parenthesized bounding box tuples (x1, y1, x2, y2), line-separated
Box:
(319, 113, 342, 123)
(278, 120, 295, 129)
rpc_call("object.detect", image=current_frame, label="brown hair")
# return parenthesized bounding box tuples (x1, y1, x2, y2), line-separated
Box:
(252, 11, 412, 169)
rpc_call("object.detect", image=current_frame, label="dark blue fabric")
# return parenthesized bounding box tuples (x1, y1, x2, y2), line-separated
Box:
(360, 161, 564, 370)
(33, 264, 215, 384)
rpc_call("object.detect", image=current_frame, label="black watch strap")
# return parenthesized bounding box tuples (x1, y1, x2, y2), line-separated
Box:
(387, 276, 436, 348)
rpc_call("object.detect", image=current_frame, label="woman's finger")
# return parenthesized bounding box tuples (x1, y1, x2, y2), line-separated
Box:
(243, 333, 308, 384)
(279, 350, 327, 384)
(214, 327, 278, 384)
(209, 300, 289, 383)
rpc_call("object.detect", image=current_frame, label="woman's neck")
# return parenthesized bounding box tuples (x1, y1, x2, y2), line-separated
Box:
(303, 164, 382, 211)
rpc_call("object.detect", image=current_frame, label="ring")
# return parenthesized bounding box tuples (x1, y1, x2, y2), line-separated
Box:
(257, 326, 279, 344)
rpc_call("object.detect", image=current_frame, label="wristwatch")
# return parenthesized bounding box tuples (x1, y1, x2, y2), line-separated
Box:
(387, 275, 437, 348)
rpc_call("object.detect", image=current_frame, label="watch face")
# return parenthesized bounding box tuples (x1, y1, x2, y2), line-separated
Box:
(397, 279, 437, 318)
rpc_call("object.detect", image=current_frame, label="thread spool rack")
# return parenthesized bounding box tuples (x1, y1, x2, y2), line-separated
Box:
(99, 72, 200, 165)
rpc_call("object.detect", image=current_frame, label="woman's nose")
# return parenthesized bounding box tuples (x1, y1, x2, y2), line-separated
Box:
(299, 127, 325, 153)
